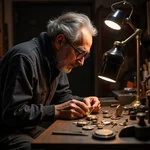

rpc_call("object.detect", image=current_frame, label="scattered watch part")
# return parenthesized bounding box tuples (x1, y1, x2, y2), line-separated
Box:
(82, 125, 95, 130)
(101, 120, 111, 125)
(97, 124, 103, 129)
(119, 122, 126, 126)
(73, 121, 78, 125)
(111, 115, 121, 120)
(111, 122, 117, 128)
(102, 109, 109, 114)
(76, 120, 89, 127)
(119, 120, 128, 126)
(86, 115, 98, 121)
(86, 107, 93, 116)
(103, 114, 112, 118)
(115, 104, 123, 117)
(92, 119, 98, 123)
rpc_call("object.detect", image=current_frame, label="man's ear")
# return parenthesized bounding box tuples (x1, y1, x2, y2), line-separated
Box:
(55, 34, 65, 49)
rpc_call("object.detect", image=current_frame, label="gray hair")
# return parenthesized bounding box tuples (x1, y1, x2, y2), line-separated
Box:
(47, 12, 98, 43)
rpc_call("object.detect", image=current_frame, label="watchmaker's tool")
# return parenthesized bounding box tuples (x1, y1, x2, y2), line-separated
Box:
(86, 106, 93, 116)
(52, 130, 88, 136)
(110, 121, 117, 128)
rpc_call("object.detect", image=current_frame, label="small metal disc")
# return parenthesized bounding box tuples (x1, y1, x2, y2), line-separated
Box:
(111, 115, 121, 120)
(73, 121, 78, 125)
(95, 129, 113, 136)
(102, 109, 109, 114)
(119, 122, 127, 126)
(97, 124, 103, 129)
(92, 129, 116, 140)
(86, 115, 98, 120)
(92, 119, 98, 123)
(82, 125, 94, 130)
(77, 121, 89, 127)
(103, 114, 112, 118)
(102, 120, 111, 125)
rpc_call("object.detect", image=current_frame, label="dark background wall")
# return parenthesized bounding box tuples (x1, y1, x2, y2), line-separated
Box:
(1, 0, 150, 98)
(13, 1, 95, 97)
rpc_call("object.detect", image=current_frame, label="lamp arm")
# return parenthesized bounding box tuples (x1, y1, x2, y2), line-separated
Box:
(114, 18, 142, 47)
(114, 18, 142, 105)
(114, 29, 141, 47)
(122, 28, 142, 45)
(125, 17, 136, 30)
(123, 17, 142, 44)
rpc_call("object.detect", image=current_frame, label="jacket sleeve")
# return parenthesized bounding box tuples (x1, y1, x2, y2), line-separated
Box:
(52, 72, 83, 104)
(0, 55, 55, 128)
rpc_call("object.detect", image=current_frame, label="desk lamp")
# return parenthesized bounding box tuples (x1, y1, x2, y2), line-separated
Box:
(98, 0, 142, 108)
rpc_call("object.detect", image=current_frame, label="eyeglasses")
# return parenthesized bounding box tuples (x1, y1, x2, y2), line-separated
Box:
(65, 38, 90, 60)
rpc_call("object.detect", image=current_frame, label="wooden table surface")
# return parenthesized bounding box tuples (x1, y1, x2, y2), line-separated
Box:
(31, 101, 150, 150)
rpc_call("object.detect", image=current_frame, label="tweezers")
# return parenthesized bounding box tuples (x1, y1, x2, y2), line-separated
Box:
(52, 130, 88, 136)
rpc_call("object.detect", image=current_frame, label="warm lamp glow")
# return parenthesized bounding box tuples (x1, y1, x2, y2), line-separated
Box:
(98, 44, 124, 83)
(104, 9, 125, 30)
(98, 76, 116, 83)
(104, 20, 121, 30)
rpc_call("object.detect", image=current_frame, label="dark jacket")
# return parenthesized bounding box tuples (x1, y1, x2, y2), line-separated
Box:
(0, 32, 83, 129)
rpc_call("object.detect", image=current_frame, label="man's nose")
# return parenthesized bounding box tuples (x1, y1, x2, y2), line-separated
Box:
(77, 57, 85, 66)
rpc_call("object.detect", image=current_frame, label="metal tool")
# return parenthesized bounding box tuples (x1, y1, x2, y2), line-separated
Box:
(52, 130, 88, 136)
(111, 122, 117, 128)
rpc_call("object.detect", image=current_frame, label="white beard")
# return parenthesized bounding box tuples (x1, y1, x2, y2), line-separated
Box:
(58, 66, 72, 73)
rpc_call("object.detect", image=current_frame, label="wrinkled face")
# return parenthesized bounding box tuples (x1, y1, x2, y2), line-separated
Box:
(54, 28, 93, 73)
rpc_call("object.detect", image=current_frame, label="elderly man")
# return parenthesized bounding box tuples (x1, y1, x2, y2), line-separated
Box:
(0, 12, 100, 150)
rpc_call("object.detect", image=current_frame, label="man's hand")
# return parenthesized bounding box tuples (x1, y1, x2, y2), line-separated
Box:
(55, 99, 89, 119)
(83, 96, 101, 114)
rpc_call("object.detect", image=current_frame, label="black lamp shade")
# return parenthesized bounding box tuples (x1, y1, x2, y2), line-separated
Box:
(104, 9, 125, 30)
(98, 45, 124, 83)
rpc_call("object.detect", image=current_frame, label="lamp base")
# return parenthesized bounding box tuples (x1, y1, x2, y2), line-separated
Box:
(124, 100, 141, 109)
(119, 124, 150, 141)
(119, 112, 150, 141)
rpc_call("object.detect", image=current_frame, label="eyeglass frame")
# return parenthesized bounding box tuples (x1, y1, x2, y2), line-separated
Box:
(65, 38, 90, 60)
